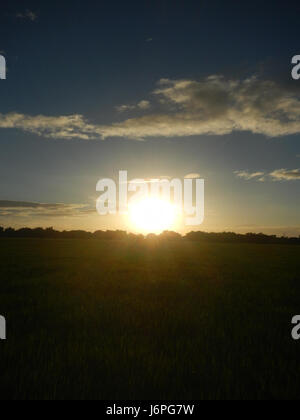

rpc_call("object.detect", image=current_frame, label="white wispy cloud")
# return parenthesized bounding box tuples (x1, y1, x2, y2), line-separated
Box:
(0, 113, 95, 140)
(235, 169, 300, 181)
(234, 171, 265, 181)
(184, 173, 202, 179)
(269, 168, 300, 181)
(0, 201, 94, 218)
(2, 75, 300, 140)
(116, 100, 151, 113)
(16, 10, 38, 22)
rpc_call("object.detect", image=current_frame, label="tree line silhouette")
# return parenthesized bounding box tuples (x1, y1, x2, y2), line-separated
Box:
(0, 226, 299, 244)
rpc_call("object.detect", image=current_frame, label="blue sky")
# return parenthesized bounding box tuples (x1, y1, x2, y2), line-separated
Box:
(0, 0, 299, 235)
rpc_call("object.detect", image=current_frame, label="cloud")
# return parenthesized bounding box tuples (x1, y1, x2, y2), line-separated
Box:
(235, 169, 300, 181)
(269, 168, 300, 181)
(184, 173, 201, 179)
(0, 113, 95, 140)
(16, 10, 38, 21)
(115, 105, 135, 113)
(104, 75, 300, 139)
(116, 100, 151, 113)
(3, 75, 300, 140)
(0, 201, 94, 218)
(234, 171, 265, 181)
(138, 100, 151, 110)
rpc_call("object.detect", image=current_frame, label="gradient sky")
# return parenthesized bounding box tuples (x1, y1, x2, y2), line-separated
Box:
(0, 0, 299, 235)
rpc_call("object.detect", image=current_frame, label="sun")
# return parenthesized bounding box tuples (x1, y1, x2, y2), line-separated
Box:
(128, 197, 178, 234)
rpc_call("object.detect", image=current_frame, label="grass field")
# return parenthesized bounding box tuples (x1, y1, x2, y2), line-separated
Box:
(0, 238, 299, 400)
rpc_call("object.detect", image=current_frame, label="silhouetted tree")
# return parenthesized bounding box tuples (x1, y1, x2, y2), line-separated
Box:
(0, 226, 299, 245)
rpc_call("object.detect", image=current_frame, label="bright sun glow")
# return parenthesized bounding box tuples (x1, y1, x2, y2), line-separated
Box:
(128, 197, 178, 234)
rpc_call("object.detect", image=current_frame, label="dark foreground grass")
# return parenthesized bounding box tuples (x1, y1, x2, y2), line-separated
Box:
(0, 238, 299, 400)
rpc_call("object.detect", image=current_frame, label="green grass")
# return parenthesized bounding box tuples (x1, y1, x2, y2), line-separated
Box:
(0, 238, 299, 400)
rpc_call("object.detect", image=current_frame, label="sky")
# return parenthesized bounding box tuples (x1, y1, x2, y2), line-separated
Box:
(0, 0, 299, 235)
